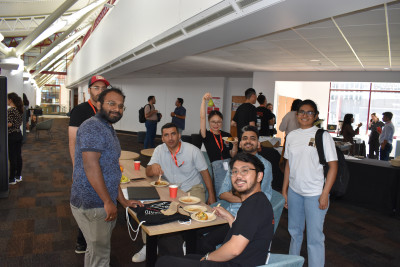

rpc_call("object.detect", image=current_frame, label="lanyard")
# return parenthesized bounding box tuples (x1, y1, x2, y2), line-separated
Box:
(212, 131, 224, 160)
(170, 142, 184, 167)
(88, 99, 97, 114)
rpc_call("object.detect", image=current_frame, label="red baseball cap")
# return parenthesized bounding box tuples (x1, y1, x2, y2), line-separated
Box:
(88, 75, 110, 88)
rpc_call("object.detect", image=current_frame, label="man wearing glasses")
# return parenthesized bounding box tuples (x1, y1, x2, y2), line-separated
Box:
(71, 88, 143, 266)
(132, 123, 215, 262)
(197, 125, 273, 254)
(68, 75, 110, 254)
(156, 153, 274, 267)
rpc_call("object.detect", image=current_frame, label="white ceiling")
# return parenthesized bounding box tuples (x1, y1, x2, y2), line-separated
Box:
(1, 0, 399, 85)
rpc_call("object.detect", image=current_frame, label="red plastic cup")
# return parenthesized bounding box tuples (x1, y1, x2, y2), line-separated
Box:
(169, 185, 178, 198)
(134, 161, 140, 171)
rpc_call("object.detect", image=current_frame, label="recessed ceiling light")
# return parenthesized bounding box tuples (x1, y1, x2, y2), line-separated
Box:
(310, 59, 320, 62)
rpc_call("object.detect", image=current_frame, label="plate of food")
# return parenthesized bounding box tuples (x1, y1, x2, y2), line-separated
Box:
(179, 196, 201, 205)
(120, 175, 130, 184)
(183, 205, 207, 214)
(222, 136, 236, 142)
(150, 180, 169, 187)
(191, 211, 216, 222)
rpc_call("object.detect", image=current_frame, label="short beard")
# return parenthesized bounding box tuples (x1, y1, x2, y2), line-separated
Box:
(233, 178, 258, 196)
(99, 108, 122, 123)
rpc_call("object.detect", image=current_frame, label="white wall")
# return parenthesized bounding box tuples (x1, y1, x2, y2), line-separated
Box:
(73, 76, 252, 135)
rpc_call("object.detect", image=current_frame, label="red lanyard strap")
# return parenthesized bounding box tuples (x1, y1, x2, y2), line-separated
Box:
(170, 142, 184, 167)
(88, 99, 97, 114)
(212, 131, 224, 160)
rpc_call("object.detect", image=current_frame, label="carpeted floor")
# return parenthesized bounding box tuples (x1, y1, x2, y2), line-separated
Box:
(0, 117, 399, 267)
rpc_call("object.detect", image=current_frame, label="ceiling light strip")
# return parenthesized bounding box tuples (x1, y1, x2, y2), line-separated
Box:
(290, 27, 339, 68)
(384, 3, 391, 68)
(331, 17, 365, 69)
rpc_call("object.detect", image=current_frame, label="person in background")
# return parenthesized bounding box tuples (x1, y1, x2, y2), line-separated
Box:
(279, 99, 302, 136)
(144, 95, 161, 149)
(341, 114, 362, 143)
(70, 88, 143, 267)
(156, 153, 274, 267)
(22, 93, 30, 142)
(231, 88, 257, 139)
(200, 92, 238, 198)
(266, 103, 276, 135)
(368, 113, 384, 159)
(7, 93, 24, 185)
(256, 93, 274, 136)
(282, 99, 338, 267)
(171, 97, 186, 134)
(379, 112, 395, 161)
(69, 75, 110, 254)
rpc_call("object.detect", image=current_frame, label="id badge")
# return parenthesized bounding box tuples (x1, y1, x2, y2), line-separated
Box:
(223, 161, 229, 171)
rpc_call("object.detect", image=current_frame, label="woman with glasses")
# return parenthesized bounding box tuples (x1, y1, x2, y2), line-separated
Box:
(200, 93, 238, 196)
(7, 93, 24, 185)
(282, 99, 338, 267)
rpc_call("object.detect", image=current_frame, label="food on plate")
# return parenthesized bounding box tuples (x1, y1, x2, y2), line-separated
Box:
(187, 208, 203, 212)
(120, 175, 129, 183)
(227, 137, 234, 141)
(154, 180, 168, 186)
(182, 197, 194, 202)
(195, 211, 208, 221)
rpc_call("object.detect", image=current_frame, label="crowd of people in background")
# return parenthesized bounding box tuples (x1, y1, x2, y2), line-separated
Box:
(6, 76, 396, 267)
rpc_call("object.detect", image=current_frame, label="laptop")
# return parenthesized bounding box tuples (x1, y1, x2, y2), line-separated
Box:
(127, 186, 160, 201)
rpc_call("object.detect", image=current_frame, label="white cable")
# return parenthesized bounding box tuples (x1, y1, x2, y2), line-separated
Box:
(125, 207, 145, 242)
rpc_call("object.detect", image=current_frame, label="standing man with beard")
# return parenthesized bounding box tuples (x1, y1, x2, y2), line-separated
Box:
(68, 75, 110, 254)
(197, 125, 273, 254)
(70, 88, 143, 266)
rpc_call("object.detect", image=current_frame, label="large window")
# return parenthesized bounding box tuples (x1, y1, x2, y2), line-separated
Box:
(328, 82, 399, 139)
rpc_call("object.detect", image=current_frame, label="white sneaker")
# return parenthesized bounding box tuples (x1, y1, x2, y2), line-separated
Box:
(16, 176, 22, 182)
(132, 245, 146, 262)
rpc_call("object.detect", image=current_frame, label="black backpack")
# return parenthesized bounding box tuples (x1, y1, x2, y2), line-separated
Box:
(138, 104, 149, 123)
(315, 129, 350, 197)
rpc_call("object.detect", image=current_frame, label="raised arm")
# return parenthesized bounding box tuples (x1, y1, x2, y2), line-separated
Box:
(200, 93, 212, 138)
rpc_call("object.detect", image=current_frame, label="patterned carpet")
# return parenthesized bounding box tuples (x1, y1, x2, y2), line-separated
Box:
(0, 117, 399, 266)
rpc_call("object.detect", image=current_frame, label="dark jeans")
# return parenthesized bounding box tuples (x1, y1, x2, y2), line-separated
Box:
(156, 254, 236, 267)
(368, 139, 380, 159)
(144, 120, 157, 149)
(77, 228, 87, 246)
(380, 143, 392, 161)
(196, 224, 230, 255)
(8, 132, 23, 180)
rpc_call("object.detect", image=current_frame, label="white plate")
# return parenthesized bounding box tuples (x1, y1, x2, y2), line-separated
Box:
(150, 181, 169, 187)
(179, 196, 201, 205)
(183, 205, 207, 214)
(120, 180, 130, 184)
(222, 137, 236, 142)
(191, 212, 216, 223)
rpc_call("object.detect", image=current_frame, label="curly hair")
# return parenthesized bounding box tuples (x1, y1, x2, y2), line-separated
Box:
(8, 92, 24, 114)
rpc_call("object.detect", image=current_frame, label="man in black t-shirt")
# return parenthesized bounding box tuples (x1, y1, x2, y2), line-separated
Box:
(68, 75, 110, 254)
(156, 152, 274, 267)
(231, 88, 257, 139)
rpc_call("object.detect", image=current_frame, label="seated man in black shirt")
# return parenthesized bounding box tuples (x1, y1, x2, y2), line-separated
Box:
(156, 152, 274, 267)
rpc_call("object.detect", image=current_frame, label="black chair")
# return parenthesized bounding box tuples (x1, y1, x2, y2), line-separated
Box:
(191, 134, 202, 149)
(181, 135, 192, 144)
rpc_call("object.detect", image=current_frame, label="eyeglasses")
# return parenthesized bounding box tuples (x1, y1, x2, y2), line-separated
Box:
(210, 121, 223, 125)
(231, 167, 256, 177)
(90, 86, 108, 91)
(105, 101, 126, 111)
(298, 110, 315, 116)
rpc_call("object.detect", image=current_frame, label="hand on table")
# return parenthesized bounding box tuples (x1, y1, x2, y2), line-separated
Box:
(104, 201, 117, 221)
(126, 199, 144, 208)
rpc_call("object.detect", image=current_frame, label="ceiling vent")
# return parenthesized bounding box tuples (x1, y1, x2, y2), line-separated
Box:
(154, 30, 184, 47)
(120, 53, 135, 62)
(110, 61, 120, 68)
(184, 6, 235, 33)
(135, 45, 154, 56)
(236, 0, 264, 9)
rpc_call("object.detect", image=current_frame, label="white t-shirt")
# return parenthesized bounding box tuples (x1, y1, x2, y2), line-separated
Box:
(284, 126, 337, 196)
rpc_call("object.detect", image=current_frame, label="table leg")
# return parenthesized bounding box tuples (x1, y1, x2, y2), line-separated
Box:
(146, 234, 158, 267)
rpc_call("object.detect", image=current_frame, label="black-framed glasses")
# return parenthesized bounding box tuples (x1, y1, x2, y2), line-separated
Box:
(105, 101, 126, 111)
(298, 110, 315, 116)
(231, 167, 256, 177)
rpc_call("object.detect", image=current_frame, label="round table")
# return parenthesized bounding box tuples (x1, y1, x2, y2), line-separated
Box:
(141, 148, 155, 157)
(120, 150, 140, 160)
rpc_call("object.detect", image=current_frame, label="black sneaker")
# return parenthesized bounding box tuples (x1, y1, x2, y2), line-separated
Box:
(9, 178, 17, 185)
(75, 243, 87, 254)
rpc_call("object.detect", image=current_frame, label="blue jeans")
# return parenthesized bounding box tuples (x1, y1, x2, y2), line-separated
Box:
(288, 187, 328, 267)
(379, 143, 392, 161)
(144, 120, 157, 149)
(211, 159, 230, 199)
